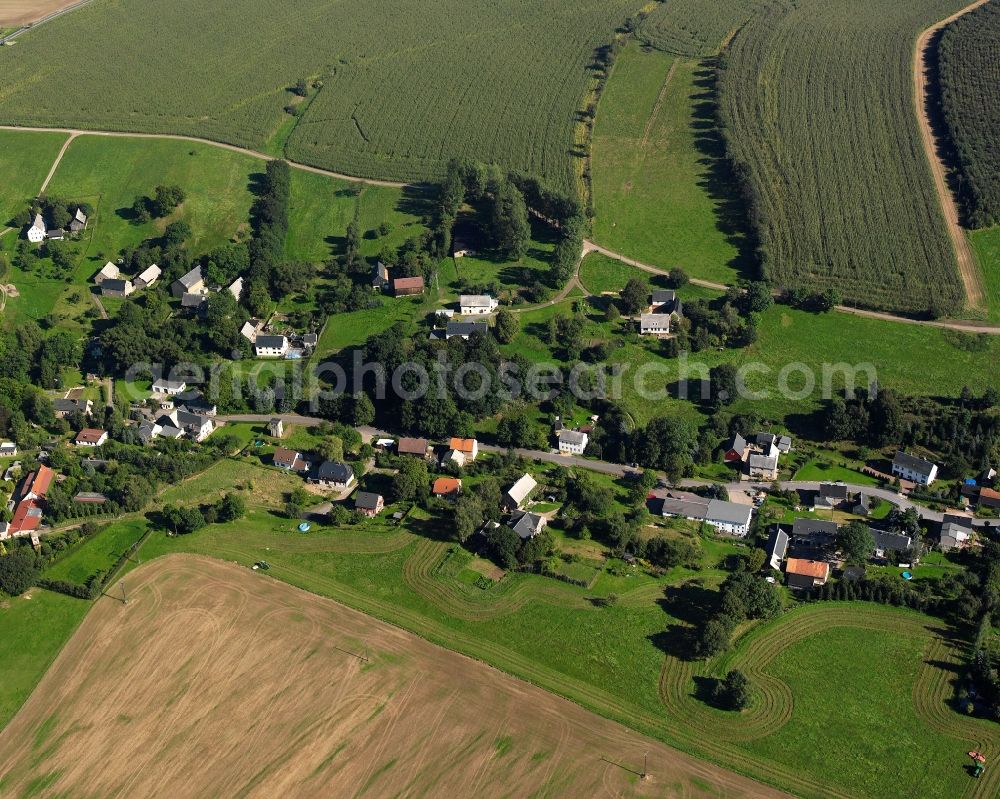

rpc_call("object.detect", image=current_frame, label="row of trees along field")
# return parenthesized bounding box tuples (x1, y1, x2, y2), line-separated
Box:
(716, 0, 967, 317)
(938, 0, 1000, 228)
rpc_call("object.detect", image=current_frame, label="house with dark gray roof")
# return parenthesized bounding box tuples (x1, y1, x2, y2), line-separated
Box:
(509, 510, 546, 539)
(445, 321, 489, 340)
(354, 491, 384, 516)
(869, 528, 912, 560)
(312, 461, 355, 489)
(892, 451, 938, 486)
(171, 265, 205, 298)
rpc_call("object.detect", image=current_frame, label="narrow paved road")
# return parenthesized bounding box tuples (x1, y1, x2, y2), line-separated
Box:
(913, 0, 989, 310)
(220, 415, 968, 523)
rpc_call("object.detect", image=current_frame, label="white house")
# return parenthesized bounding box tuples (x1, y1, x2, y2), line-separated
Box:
(75, 428, 108, 447)
(558, 430, 588, 455)
(659, 492, 753, 537)
(0, 442, 17, 458)
(152, 378, 187, 396)
(459, 295, 498, 315)
(446, 437, 478, 465)
(94, 262, 120, 284)
(26, 214, 46, 243)
(640, 313, 672, 337)
(254, 335, 289, 358)
(892, 451, 938, 486)
(135, 264, 161, 289)
(159, 410, 214, 442)
(227, 277, 244, 301)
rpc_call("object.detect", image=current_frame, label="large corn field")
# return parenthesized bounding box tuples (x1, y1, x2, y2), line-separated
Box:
(0, 0, 640, 190)
(939, 0, 1000, 229)
(718, 0, 968, 315)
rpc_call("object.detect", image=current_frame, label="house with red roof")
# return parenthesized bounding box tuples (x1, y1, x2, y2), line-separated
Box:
(4, 465, 54, 539)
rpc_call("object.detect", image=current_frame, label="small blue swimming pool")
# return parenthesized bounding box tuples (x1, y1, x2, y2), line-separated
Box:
(901, 571, 913, 580)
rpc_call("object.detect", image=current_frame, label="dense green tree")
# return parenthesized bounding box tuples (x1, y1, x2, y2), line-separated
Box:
(619, 277, 647, 316)
(837, 521, 875, 565)
(494, 308, 519, 343)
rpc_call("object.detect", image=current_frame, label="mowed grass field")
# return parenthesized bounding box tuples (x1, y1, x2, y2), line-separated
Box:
(0, 0, 642, 189)
(44, 519, 148, 586)
(0, 555, 791, 799)
(0, 588, 88, 732)
(970, 227, 1000, 322)
(717, 0, 969, 315)
(0, 128, 67, 225)
(658, 602, 998, 799)
(1, 133, 422, 326)
(591, 45, 751, 284)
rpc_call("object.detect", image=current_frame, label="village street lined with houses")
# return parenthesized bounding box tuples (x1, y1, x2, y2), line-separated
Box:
(2, 2, 1000, 798)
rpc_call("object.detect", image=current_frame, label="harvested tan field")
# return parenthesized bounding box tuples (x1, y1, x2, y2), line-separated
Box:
(0, 1, 81, 27)
(0, 555, 790, 799)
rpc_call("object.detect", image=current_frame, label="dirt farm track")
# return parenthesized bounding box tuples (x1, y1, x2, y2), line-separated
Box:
(0, 0, 81, 26)
(0, 555, 790, 799)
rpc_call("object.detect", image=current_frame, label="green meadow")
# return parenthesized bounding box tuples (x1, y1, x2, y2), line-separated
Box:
(591, 45, 750, 285)
(0, 129, 68, 226)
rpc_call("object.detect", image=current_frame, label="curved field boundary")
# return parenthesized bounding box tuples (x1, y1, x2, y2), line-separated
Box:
(168, 528, 978, 798)
(913, 0, 989, 309)
(656, 602, 1000, 798)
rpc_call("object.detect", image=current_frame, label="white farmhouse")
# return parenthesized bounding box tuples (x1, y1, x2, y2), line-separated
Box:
(254, 335, 289, 358)
(135, 264, 161, 289)
(26, 213, 46, 243)
(459, 295, 499, 315)
(558, 430, 588, 455)
(892, 451, 938, 486)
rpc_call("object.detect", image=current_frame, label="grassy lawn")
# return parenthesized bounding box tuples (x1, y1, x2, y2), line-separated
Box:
(316, 297, 431, 357)
(502, 293, 1000, 428)
(591, 46, 751, 285)
(792, 461, 879, 486)
(0, 589, 88, 730)
(44, 519, 148, 586)
(970, 227, 1000, 322)
(743, 623, 969, 799)
(0, 129, 69, 226)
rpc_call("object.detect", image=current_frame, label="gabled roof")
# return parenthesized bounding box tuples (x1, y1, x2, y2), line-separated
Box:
(355, 491, 383, 510)
(136, 264, 161, 284)
(706, 499, 752, 526)
(176, 265, 203, 289)
(75, 428, 107, 444)
(785, 558, 830, 579)
(102, 278, 131, 293)
(432, 477, 462, 495)
(459, 294, 495, 308)
(449, 437, 476, 453)
(96, 262, 119, 281)
(316, 461, 353, 483)
(30, 213, 45, 231)
(10, 499, 43, 533)
(727, 433, 747, 455)
(791, 518, 839, 542)
(893, 450, 936, 476)
(181, 292, 207, 308)
(510, 510, 546, 539)
(445, 321, 488, 338)
(869, 528, 912, 554)
(397, 437, 429, 456)
(273, 447, 303, 468)
(505, 473, 537, 505)
(765, 526, 789, 563)
(255, 335, 287, 349)
(747, 453, 777, 470)
(819, 482, 850, 500)
(18, 465, 53, 501)
(559, 430, 588, 446)
(393, 276, 424, 291)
